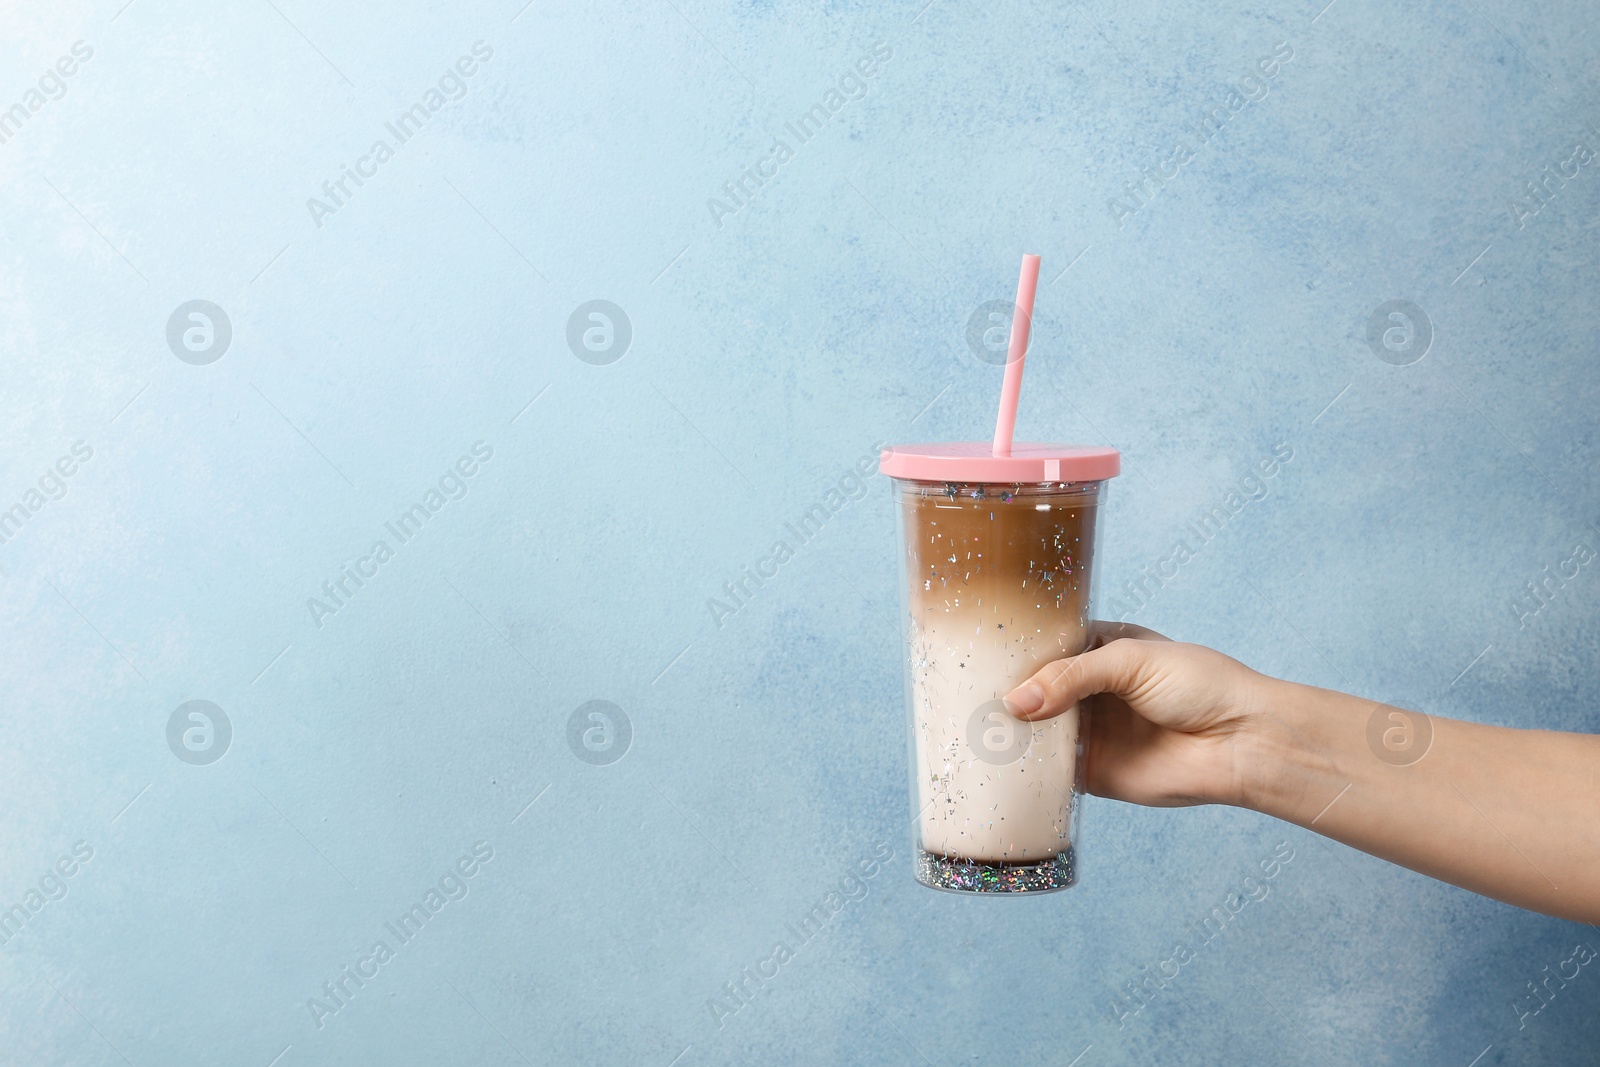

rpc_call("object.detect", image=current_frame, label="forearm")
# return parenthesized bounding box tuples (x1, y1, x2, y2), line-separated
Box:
(1242, 677, 1600, 923)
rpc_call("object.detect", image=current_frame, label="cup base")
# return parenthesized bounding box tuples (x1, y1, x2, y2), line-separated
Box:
(914, 847, 1076, 894)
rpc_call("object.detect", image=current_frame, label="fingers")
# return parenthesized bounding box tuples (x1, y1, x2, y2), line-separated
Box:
(1004, 638, 1154, 721)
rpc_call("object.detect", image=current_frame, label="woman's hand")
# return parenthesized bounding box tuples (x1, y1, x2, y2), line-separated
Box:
(1004, 621, 1274, 808)
(1006, 622, 1600, 922)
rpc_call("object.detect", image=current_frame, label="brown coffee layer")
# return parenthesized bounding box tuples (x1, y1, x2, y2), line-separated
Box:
(903, 484, 1097, 653)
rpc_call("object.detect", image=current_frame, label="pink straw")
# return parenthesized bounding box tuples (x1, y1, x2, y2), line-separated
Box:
(991, 253, 1041, 457)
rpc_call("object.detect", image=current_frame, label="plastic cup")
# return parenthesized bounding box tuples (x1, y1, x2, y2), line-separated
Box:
(881, 443, 1119, 894)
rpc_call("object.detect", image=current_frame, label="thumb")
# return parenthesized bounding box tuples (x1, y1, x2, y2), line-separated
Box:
(1003, 639, 1154, 721)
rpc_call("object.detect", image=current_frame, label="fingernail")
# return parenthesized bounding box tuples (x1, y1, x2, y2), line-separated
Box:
(1004, 683, 1044, 716)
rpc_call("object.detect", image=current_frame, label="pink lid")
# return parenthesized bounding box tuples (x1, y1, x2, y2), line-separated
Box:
(880, 442, 1120, 483)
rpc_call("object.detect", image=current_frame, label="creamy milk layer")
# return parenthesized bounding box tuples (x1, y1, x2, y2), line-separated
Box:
(902, 485, 1096, 864)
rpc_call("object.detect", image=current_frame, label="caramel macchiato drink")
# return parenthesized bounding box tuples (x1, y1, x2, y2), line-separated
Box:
(882, 445, 1117, 894)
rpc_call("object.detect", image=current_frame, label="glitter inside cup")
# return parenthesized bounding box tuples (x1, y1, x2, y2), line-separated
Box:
(894, 478, 1102, 895)
(916, 846, 1077, 894)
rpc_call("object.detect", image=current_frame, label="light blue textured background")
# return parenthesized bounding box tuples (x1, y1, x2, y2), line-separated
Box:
(2, 0, 1598, 1063)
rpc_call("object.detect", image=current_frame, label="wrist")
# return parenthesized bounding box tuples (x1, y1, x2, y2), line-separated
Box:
(1231, 674, 1357, 819)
